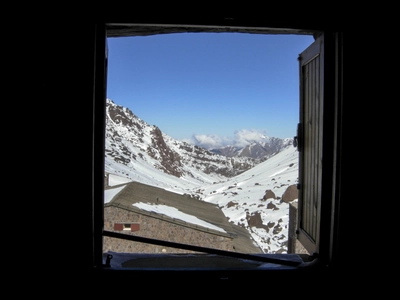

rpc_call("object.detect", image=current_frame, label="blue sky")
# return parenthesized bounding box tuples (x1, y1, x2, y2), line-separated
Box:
(106, 32, 314, 144)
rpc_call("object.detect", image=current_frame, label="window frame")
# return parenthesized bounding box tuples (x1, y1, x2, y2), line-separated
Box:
(92, 22, 343, 273)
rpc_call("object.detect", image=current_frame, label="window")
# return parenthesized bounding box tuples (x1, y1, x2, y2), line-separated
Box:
(113, 223, 140, 231)
(93, 22, 343, 273)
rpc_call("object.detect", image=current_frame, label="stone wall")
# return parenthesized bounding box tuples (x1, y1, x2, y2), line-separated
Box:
(103, 206, 234, 253)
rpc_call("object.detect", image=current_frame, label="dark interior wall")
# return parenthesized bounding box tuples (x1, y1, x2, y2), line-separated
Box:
(30, 23, 98, 272)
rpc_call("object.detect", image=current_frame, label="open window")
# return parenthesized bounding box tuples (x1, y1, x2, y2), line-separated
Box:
(92, 22, 343, 273)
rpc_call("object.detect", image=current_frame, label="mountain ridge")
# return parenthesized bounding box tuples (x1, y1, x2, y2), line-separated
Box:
(105, 98, 292, 180)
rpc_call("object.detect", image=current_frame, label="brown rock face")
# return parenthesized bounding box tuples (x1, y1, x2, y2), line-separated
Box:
(263, 189, 276, 200)
(281, 184, 298, 203)
(149, 126, 183, 177)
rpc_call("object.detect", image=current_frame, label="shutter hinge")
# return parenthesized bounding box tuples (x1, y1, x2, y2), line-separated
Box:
(295, 123, 302, 151)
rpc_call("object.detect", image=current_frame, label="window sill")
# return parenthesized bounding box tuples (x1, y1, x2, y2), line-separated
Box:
(101, 252, 311, 270)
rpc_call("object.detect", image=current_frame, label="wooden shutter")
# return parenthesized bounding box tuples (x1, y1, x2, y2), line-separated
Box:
(296, 34, 324, 255)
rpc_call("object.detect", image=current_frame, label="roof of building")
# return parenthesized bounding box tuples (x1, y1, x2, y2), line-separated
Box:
(105, 181, 262, 253)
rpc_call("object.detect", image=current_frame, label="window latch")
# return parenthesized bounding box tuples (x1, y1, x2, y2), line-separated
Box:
(103, 253, 113, 268)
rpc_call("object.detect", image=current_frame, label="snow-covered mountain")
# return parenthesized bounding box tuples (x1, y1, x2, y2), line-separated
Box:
(105, 98, 261, 184)
(105, 98, 299, 253)
(210, 137, 293, 160)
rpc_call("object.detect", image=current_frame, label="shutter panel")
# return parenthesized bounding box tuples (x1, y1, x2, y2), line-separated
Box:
(297, 34, 324, 255)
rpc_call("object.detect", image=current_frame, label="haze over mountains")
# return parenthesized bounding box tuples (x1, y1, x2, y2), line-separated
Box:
(105, 98, 299, 253)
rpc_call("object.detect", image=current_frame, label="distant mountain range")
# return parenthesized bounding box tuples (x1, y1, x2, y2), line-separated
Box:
(209, 136, 292, 160)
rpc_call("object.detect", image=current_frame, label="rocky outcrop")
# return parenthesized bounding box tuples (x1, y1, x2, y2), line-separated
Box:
(281, 184, 298, 203)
